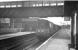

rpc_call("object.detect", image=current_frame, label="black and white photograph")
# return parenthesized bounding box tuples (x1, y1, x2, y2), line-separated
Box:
(0, 0, 76, 50)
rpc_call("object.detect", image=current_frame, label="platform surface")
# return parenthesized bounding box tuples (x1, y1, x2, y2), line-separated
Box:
(36, 28, 71, 50)
(0, 32, 35, 40)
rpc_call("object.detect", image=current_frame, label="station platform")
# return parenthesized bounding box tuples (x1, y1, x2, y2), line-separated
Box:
(0, 32, 35, 40)
(36, 28, 71, 50)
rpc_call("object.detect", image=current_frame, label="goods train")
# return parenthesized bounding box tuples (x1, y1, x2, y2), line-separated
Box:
(0, 18, 61, 50)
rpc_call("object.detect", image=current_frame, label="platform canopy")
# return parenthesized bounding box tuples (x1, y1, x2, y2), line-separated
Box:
(0, 1, 64, 18)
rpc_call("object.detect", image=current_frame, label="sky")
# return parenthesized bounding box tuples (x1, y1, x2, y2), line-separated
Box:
(0, 0, 64, 2)
(0, 0, 25, 2)
(40, 17, 71, 26)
